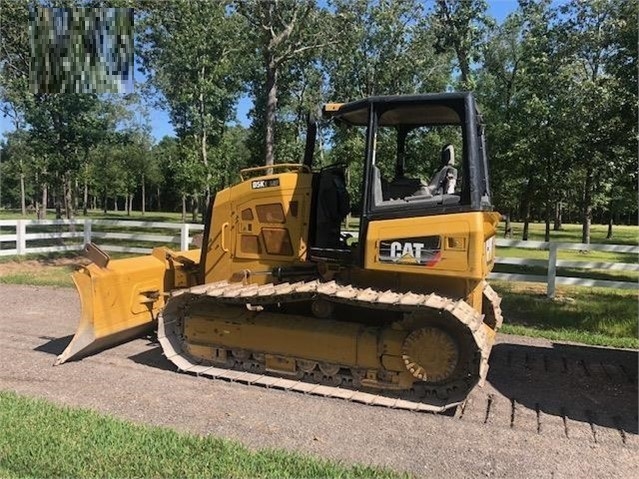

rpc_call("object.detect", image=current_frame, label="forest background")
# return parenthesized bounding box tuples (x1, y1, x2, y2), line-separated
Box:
(0, 0, 636, 244)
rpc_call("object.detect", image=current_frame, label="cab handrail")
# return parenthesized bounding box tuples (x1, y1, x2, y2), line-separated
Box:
(240, 163, 311, 180)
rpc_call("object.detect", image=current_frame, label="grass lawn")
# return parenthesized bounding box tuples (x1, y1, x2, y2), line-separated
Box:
(0, 391, 404, 479)
(494, 281, 638, 349)
(0, 252, 83, 288)
(497, 222, 639, 246)
(0, 264, 76, 287)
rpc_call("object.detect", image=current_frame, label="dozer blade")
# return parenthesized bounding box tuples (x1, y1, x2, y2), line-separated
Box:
(56, 254, 168, 365)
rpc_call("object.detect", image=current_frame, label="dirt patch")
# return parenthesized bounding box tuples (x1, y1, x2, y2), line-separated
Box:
(0, 256, 89, 276)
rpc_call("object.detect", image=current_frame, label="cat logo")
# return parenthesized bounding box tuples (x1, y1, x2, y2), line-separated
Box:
(379, 236, 442, 266)
(390, 241, 424, 262)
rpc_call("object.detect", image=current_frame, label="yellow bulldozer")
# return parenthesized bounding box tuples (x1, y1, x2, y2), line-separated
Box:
(57, 92, 502, 413)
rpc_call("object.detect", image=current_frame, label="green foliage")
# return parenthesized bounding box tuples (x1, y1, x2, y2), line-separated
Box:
(137, 0, 245, 142)
(431, 0, 492, 89)
(0, 391, 404, 479)
(326, 0, 451, 99)
(236, 0, 330, 165)
(0, 0, 636, 230)
(476, 0, 637, 240)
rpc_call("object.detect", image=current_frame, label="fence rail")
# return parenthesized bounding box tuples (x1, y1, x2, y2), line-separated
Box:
(0, 220, 636, 297)
(0, 219, 203, 257)
(492, 239, 638, 297)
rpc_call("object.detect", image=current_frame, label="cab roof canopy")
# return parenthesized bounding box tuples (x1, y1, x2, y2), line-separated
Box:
(323, 92, 473, 127)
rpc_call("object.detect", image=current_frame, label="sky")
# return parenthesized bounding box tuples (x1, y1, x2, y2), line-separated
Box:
(0, 0, 520, 143)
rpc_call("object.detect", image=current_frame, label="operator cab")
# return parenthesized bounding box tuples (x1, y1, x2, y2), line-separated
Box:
(306, 93, 492, 264)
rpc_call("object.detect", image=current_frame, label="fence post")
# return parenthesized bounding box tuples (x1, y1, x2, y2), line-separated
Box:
(16, 220, 26, 255)
(83, 218, 92, 245)
(180, 223, 190, 251)
(547, 243, 558, 299)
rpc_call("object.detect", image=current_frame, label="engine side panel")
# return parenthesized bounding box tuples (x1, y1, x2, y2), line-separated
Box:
(363, 211, 500, 281)
(202, 171, 314, 284)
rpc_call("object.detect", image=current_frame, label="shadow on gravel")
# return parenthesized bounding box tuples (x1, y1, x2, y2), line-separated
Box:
(34, 335, 73, 355)
(128, 346, 177, 372)
(489, 342, 638, 434)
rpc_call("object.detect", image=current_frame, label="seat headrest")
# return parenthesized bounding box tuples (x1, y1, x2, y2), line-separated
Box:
(441, 144, 455, 166)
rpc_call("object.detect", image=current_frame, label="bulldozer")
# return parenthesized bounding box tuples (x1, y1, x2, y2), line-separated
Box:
(57, 92, 502, 413)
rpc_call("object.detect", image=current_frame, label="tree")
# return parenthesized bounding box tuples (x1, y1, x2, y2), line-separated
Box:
(137, 0, 246, 207)
(24, 93, 112, 218)
(556, 0, 636, 243)
(236, 0, 331, 167)
(0, 0, 30, 118)
(431, 0, 492, 89)
(476, 12, 525, 234)
(323, 0, 451, 205)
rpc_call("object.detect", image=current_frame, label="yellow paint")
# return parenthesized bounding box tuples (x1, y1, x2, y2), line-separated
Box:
(57, 247, 200, 364)
(202, 171, 313, 285)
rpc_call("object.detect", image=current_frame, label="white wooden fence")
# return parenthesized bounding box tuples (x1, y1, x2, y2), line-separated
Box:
(0, 219, 636, 297)
(491, 239, 638, 297)
(0, 219, 203, 256)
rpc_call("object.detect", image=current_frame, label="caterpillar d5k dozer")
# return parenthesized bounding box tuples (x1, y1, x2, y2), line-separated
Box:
(59, 92, 502, 413)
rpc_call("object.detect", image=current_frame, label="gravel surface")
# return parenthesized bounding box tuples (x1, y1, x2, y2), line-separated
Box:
(1, 284, 637, 478)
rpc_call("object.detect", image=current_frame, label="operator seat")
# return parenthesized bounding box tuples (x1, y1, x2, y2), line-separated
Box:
(426, 144, 457, 195)
(383, 144, 458, 200)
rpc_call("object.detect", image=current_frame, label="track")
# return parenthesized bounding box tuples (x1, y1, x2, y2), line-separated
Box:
(158, 279, 502, 413)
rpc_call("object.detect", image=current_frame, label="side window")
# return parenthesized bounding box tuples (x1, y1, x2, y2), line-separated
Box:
(372, 122, 464, 208)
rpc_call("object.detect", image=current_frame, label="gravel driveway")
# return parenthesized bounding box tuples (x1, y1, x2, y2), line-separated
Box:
(0, 284, 637, 478)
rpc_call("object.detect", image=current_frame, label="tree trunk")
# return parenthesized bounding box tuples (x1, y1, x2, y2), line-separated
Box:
(606, 206, 613, 239)
(141, 175, 146, 216)
(62, 179, 69, 219)
(522, 205, 531, 241)
(199, 85, 211, 206)
(114, 197, 118, 212)
(191, 195, 199, 222)
(581, 172, 593, 244)
(264, 59, 278, 168)
(553, 202, 562, 230)
(64, 177, 74, 220)
(83, 178, 88, 216)
(544, 201, 551, 242)
(19, 161, 26, 216)
(39, 184, 47, 219)
(102, 190, 108, 214)
(521, 180, 534, 241)
(72, 177, 78, 216)
(457, 50, 471, 89)
(504, 212, 512, 238)
(181, 194, 187, 223)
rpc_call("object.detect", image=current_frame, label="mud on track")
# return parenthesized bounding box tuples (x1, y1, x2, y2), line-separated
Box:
(0, 284, 637, 478)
